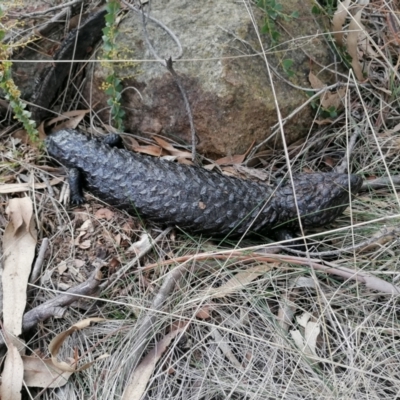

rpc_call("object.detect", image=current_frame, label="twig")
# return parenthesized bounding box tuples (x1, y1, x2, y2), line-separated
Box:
(29, 238, 49, 285)
(138, 250, 400, 294)
(335, 122, 362, 174)
(121, 0, 197, 159)
(277, 226, 400, 257)
(165, 57, 197, 161)
(124, 263, 188, 373)
(19, 0, 83, 17)
(0, 269, 102, 347)
(363, 175, 400, 190)
(23, 269, 102, 332)
(121, 0, 183, 61)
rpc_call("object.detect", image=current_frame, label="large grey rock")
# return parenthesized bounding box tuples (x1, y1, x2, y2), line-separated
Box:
(84, 0, 331, 157)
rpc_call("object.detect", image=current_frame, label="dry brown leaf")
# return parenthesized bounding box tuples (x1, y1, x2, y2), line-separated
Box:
(47, 110, 90, 127)
(0, 178, 63, 194)
(204, 264, 274, 299)
(315, 118, 337, 125)
(133, 145, 163, 157)
(49, 318, 106, 373)
(22, 356, 73, 388)
(95, 208, 114, 220)
(123, 135, 140, 148)
(176, 157, 194, 165)
(332, 0, 351, 46)
(308, 72, 325, 90)
(320, 87, 347, 109)
(196, 305, 212, 320)
(215, 140, 254, 166)
(12, 129, 30, 144)
(215, 154, 246, 166)
(2, 198, 37, 336)
(122, 323, 188, 400)
(37, 121, 47, 140)
(153, 136, 193, 159)
(347, 9, 365, 81)
(1, 343, 24, 400)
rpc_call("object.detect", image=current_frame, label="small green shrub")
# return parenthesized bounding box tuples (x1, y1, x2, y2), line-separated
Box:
(255, 0, 299, 45)
(0, 5, 39, 142)
(101, 0, 125, 132)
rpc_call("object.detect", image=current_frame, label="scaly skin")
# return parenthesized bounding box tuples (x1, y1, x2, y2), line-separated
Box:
(46, 129, 363, 236)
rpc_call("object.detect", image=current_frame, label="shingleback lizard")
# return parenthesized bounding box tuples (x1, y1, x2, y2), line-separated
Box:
(46, 129, 363, 237)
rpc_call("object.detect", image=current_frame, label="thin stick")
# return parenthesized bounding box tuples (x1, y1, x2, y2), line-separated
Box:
(29, 238, 49, 285)
(0, 269, 102, 347)
(19, 0, 83, 17)
(165, 57, 197, 161)
(137, 250, 400, 294)
(123, 263, 187, 374)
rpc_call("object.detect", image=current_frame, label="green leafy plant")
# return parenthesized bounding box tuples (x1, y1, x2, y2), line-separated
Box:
(101, 0, 125, 132)
(256, 0, 299, 45)
(281, 58, 295, 77)
(0, 5, 39, 142)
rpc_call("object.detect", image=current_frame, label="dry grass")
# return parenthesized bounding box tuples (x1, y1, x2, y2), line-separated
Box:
(1, 0, 400, 399)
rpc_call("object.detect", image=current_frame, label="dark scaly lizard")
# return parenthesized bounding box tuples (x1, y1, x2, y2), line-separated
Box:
(46, 129, 363, 237)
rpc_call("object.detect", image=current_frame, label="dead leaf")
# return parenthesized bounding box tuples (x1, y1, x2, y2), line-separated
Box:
(49, 318, 106, 373)
(132, 145, 163, 157)
(308, 72, 325, 90)
(204, 264, 274, 299)
(74, 259, 85, 268)
(57, 261, 68, 275)
(95, 208, 114, 220)
(12, 129, 29, 145)
(320, 87, 347, 109)
(78, 240, 91, 250)
(2, 198, 37, 336)
(153, 136, 192, 159)
(114, 233, 121, 246)
(332, 0, 351, 46)
(37, 121, 47, 140)
(1, 342, 24, 400)
(215, 154, 246, 166)
(215, 140, 254, 166)
(290, 312, 320, 357)
(122, 323, 188, 400)
(47, 110, 90, 128)
(0, 178, 63, 194)
(127, 233, 152, 254)
(123, 135, 140, 148)
(78, 219, 93, 232)
(347, 9, 365, 81)
(315, 118, 336, 125)
(22, 356, 73, 388)
(196, 306, 212, 320)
